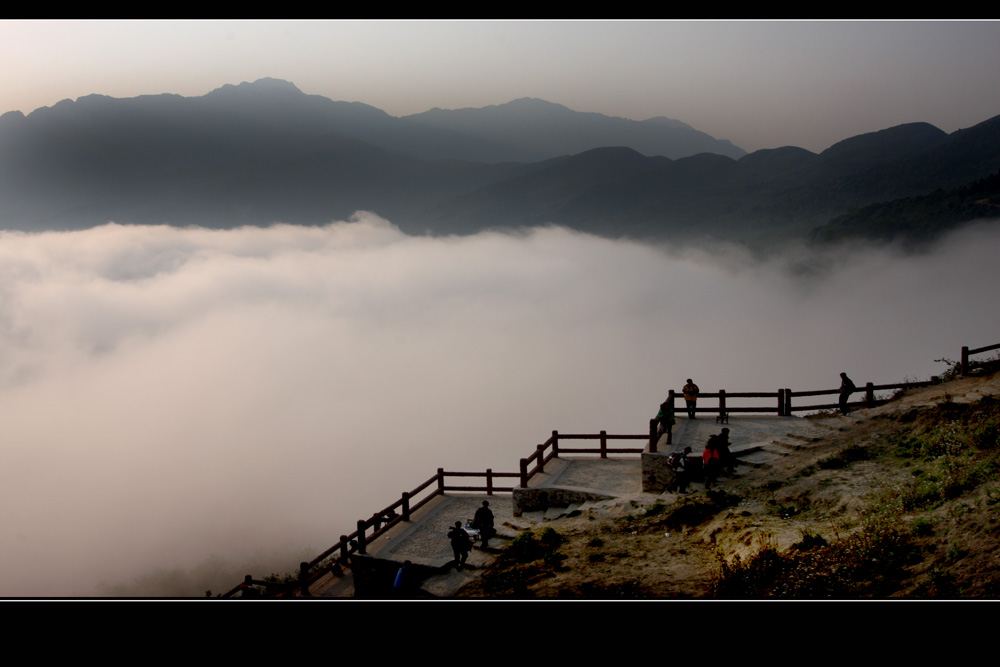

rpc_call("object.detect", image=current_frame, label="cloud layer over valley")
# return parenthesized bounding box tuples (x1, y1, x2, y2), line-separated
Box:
(1, 214, 997, 596)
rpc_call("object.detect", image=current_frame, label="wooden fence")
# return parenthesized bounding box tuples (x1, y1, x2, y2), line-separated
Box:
(224, 341, 995, 597)
(963, 343, 1000, 376)
(518, 430, 647, 488)
(222, 431, 644, 597)
(654, 380, 936, 449)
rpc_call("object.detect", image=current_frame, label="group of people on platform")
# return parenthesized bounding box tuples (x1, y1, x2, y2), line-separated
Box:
(661, 372, 858, 493)
(666, 427, 737, 493)
(447, 500, 495, 571)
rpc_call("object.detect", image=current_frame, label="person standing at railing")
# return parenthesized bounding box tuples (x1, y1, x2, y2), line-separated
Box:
(683, 379, 700, 419)
(839, 372, 856, 415)
(656, 399, 674, 437)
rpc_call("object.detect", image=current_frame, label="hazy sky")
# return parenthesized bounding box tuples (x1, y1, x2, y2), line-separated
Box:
(2, 215, 998, 595)
(2, 20, 998, 152)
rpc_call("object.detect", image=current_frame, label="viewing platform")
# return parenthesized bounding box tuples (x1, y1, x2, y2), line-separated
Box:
(225, 341, 997, 598)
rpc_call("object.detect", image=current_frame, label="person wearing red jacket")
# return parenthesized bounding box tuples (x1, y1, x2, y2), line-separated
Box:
(703, 435, 721, 488)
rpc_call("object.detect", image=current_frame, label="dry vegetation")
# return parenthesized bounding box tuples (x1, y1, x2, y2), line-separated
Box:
(457, 369, 1000, 599)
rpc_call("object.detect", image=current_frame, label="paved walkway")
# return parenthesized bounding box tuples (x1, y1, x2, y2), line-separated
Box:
(309, 415, 836, 597)
(660, 414, 837, 467)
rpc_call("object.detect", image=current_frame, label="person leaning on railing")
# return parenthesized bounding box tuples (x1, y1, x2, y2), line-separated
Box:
(683, 379, 700, 419)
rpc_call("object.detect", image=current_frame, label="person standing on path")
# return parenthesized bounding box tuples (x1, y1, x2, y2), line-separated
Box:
(683, 379, 700, 419)
(448, 521, 472, 570)
(839, 372, 856, 415)
(473, 500, 495, 550)
(667, 446, 692, 493)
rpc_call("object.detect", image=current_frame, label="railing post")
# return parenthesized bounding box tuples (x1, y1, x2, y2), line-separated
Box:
(486, 468, 493, 496)
(299, 562, 311, 597)
(356, 520, 367, 555)
(784, 388, 792, 416)
(437, 468, 445, 494)
(962, 346, 969, 376)
(866, 382, 874, 408)
(600, 430, 607, 459)
(536, 445, 545, 474)
(340, 535, 349, 561)
(777, 388, 785, 416)
(718, 389, 726, 419)
(552, 430, 559, 458)
(401, 492, 410, 521)
(649, 418, 658, 453)
(520, 458, 528, 488)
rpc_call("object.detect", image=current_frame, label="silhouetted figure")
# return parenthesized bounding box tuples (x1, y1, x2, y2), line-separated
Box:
(703, 435, 722, 488)
(667, 446, 693, 493)
(472, 500, 495, 549)
(717, 427, 735, 476)
(839, 372, 856, 415)
(683, 379, 700, 419)
(448, 520, 472, 570)
(657, 399, 674, 437)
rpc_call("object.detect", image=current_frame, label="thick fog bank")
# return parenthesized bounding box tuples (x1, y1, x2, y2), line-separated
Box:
(0, 214, 997, 596)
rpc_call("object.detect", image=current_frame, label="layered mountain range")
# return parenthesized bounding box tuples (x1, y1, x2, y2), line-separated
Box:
(2, 77, 998, 243)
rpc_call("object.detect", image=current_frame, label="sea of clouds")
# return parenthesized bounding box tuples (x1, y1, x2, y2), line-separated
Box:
(1, 213, 997, 596)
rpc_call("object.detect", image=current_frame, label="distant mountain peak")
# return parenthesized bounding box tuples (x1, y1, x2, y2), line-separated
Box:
(206, 77, 305, 98)
(503, 97, 572, 111)
(401, 95, 745, 160)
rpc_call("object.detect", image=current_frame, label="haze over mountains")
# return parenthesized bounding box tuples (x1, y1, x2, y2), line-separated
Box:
(1, 77, 999, 243)
(2, 75, 999, 597)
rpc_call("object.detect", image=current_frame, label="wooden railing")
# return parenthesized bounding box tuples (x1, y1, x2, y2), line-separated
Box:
(224, 341, 996, 597)
(222, 430, 642, 597)
(962, 343, 1000, 376)
(653, 342, 997, 449)
(518, 430, 647, 488)
(655, 379, 936, 448)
